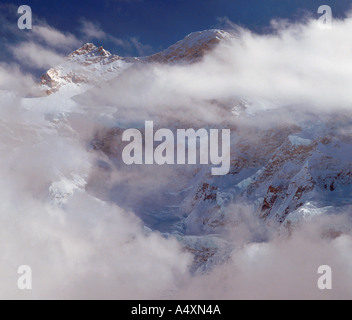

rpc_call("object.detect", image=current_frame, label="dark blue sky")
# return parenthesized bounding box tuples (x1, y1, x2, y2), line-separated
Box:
(1, 0, 352, 57)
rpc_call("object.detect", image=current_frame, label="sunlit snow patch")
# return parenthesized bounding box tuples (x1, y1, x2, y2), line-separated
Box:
(49, 174, 87, 206)
(288, 135, 312, 146)
(286, 202, 333, 223)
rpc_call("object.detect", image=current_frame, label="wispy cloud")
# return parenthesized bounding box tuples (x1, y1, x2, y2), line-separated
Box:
(31, 24, 81, 50)
(10, 42, 66, 69)
(130, 36, 153, 56)
(80, 20, 108, 40)
(80, 19, 153, 56)
(0, 63, 38, 95)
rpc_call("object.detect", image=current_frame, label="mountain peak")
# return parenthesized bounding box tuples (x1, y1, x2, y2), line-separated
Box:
(145, 29, 232, 64)
(68, 43, 111, 59)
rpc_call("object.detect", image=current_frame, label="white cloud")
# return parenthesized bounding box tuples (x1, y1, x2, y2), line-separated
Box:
(80, 20, 108, 40)
(0, 63, 38, 95)
(79, 19, 152, 55)
(130, 36, 153, 56)
(32, 25, 81, 50)
(80, 20, 129, 48)
(174, 212, 352, 299)
(10, 42, 66, 69)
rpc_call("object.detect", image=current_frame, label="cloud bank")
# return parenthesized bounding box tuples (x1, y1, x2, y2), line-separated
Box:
(76, 15, 352, 125)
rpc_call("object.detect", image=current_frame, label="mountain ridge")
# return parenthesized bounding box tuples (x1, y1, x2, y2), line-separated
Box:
(40, 29, 233, 94)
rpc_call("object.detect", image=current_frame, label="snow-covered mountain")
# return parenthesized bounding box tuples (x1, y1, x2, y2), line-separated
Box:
(40, 30, 233, 95)
(29, 29, 352, 272)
